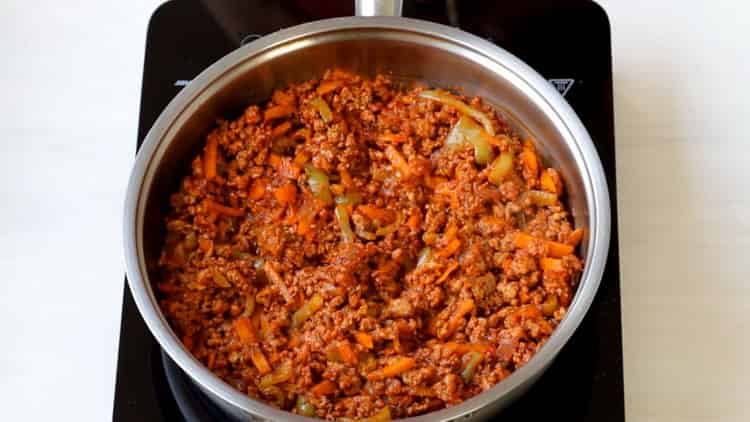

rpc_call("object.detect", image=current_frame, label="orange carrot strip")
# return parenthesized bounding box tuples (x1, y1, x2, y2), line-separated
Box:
(367, 357, 416, 381)
(204, 134, 218, 180)
(274, 183, 297, 205)
(436, 238, 461, 258)
(339, 168, 353, 188)
(357, 204, 393, 222)
(271, 90, 295, 106)
(546, 240, 574, 257)
(435, 261, 459, 284)
(443, 342, 490, 355)
(182, 335, 194, 351)
(264, 105, 295, 121)
(198, 238, 212, 252)
(354, 332, 374, 349)
(378, 133, 407, 143)
(250, 347, 272, 375)
(249, 178, 267, 200)
(385, 145, 411, 178)
(296, 201, 316, 236)
(514, 232, 536, 249)
(520, 146, 539, 181)
(338, 342, 359, 365)
(293, 150, 310, 167)
(233, 317, 256, 343)
(567, 228, 585, 247)
(310, 380, 337, 396)
(515, 232, 573, 257)
(407, 212, 420, 231)
(271, 121, 292, 138)
(540, 257, 564, 272)
(206, 199, 244, 217)
(540, 168, 563, 195)
(316, 80, 343, 95)
(267, 153, 282, 169)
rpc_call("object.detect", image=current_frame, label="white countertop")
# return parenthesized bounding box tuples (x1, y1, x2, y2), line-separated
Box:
(0, 1, 747, 420)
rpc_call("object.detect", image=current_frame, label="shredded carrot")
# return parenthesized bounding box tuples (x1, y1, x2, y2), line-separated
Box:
(250, 347, 272, 375)
(205, 199, 244, 217)
(204, 134, 218, 180)
(520, 145, 539, 181)
(296, 202, 316, 236)
(568, 228, 585, 247)
(435, 261, 459, 284)
(378, 133, 407, 143)
(357, 204, 393, 222)
(248, 178, 267, 200)
(367, 357, 416, 381)
(540, 257, 564, 273)
(330, 184, 345, 196)
(293, 150, 310, 167)
(385, 145, 411, 178)
(547, 240, 574, 257)
(311, 380, 337, 396)
(316, 80, 343, 95)
(338, 342, 359, 365)
(354, 332, 374, 349)
(264, 104, 295, 121)
(271, 90, 295, 106)
(291, 128, 310, 142)
(514, 232, 536, 249)
(436, 238, 461, 258)
(274, 183, 297, 205)
(198, 238, 213, 252)
(443, 342, 490, 355)
(339, 168, 353, 188)
(515, 232, 573, 257)
(267, 153, 282, 169)
(540, 168, 563, 195)
(271, 121, 292, 138)
(233, 317, 256, 343)
(407, 212, 420, 231)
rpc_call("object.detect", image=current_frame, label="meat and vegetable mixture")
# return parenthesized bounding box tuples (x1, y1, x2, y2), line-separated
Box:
(158, 70, 584, 420)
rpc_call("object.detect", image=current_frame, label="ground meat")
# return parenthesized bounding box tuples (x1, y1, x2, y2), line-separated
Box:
(156, 70, 584, 420)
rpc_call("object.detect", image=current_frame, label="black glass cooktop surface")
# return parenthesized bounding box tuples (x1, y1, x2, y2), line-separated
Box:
(113, 1, 623, 421)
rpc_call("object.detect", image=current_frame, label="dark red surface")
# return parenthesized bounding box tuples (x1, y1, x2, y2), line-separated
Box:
(113, 1, 623, 420)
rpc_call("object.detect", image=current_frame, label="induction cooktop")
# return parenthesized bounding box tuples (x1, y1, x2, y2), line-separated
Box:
(113, 1, 623, 420)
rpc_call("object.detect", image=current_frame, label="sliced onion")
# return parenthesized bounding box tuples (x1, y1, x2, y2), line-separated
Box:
(291, 294, 324, 329)
(419, 90, 495, 135)
(355, 225, 376, 241)
(460, 351, 484, 383)
(375, 211, 404, 236)
(445, 116, 494, 165)
(310, 97, 333, 122)
(335, 191, 362, 206)
(524, 190, 557, 206)
(335, 205, 355, 242)
(488, 152, 514, 185)
(304, 165, 333, 204)
(259, 359, 293, 388)
(416, 247, 433, 268)
(296, 396, 316, 417)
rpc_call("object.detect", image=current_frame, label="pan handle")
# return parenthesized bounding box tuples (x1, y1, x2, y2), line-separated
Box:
(355, 0, 403, 16)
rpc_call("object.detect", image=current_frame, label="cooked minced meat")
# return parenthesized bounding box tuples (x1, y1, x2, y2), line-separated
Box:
(157, 69, 584, 420)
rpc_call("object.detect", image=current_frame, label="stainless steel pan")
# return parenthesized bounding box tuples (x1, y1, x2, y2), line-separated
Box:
(123, 0, 611, 420)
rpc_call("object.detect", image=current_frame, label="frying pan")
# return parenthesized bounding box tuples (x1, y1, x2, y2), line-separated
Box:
(124, 0, 611, 420)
